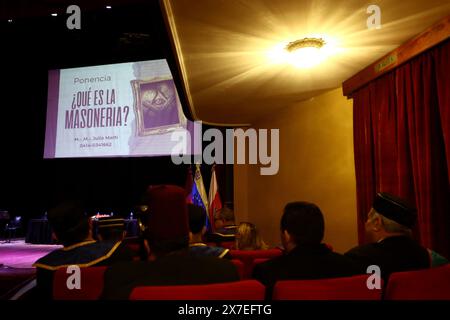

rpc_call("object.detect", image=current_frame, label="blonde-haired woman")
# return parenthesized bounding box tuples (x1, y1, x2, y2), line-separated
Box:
(235, 222, 268, 250)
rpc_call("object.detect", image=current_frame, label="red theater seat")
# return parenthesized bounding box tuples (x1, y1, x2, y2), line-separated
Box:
(53, 266, 107, 300)
(248, 258, 270, 279)
(272, 275, 383, 300)
(249, 258, 269, 277)
(220, 242, 235, 249)
(231, 259, 245, 279)
(130, 280, 265, 300)
(230, 249, 282, 278)
(229, 248, 283, 261)
(385, 265, 450, 300)
(127, 243, 140, 254)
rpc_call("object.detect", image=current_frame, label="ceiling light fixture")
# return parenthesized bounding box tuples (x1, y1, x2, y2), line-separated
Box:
(51, 13, 58, 17)
(285, 37, 325, 52)
(267, 35, 338, 69)
(285, 37, 327, 68)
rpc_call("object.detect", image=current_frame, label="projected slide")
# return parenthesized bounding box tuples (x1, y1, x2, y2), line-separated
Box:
(44, 60, 198, 158)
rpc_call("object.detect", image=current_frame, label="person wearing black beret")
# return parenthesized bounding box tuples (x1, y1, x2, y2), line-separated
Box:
(345, 192, 430, 280)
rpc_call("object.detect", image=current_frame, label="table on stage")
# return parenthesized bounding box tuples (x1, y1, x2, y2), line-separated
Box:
(92, 218, 139, 239)
(26, 218, 139, 244)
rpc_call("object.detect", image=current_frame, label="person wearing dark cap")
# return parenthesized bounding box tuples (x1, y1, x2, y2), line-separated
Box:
(206, 206, 238, 244)
(32, 201, 133, 299)
(345, 192, 430, 279)
(253, 202, 365, 296)
(102, 185, 240, 300)
(188, 204, 231, 259)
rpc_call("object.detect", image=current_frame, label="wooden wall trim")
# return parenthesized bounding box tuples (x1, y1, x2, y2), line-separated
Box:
(160, 0, 251, 127)
(343, 15, 450, 98)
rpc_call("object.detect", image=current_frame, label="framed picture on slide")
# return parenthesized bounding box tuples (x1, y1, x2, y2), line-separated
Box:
(131, 78, 185, 136)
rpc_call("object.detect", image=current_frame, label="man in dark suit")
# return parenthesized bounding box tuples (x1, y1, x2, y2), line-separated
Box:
(345, 192, 430, 280)
(102, 185, 239, 300)
(253, 202, 365, 292)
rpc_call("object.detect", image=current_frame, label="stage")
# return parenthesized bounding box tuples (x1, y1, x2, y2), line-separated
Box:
(0, 239, 61, 299)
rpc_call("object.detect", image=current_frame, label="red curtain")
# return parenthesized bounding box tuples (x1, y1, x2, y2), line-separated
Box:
(353, 39, 450, 258)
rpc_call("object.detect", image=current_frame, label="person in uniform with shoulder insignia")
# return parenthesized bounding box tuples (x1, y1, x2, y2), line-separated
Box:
(206, 206, 238, 244)
(33, 201, 133, 299)
(345, 192, 431, 280)
(188, 204, 230, 259)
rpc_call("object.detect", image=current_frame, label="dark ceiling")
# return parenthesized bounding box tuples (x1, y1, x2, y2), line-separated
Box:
(0, 0, 148, 20)
(0, 0, 199, 215)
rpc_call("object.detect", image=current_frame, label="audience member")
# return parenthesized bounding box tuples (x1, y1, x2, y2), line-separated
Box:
(102, 185, 239, 299)
(235, 222, 268, 250)
(188, 204, 231, 258)
(207, 206, 237, 243)
(33, 201, 133, 299)
(345, 192, 430, 279)
(253, 202, 364, 292)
